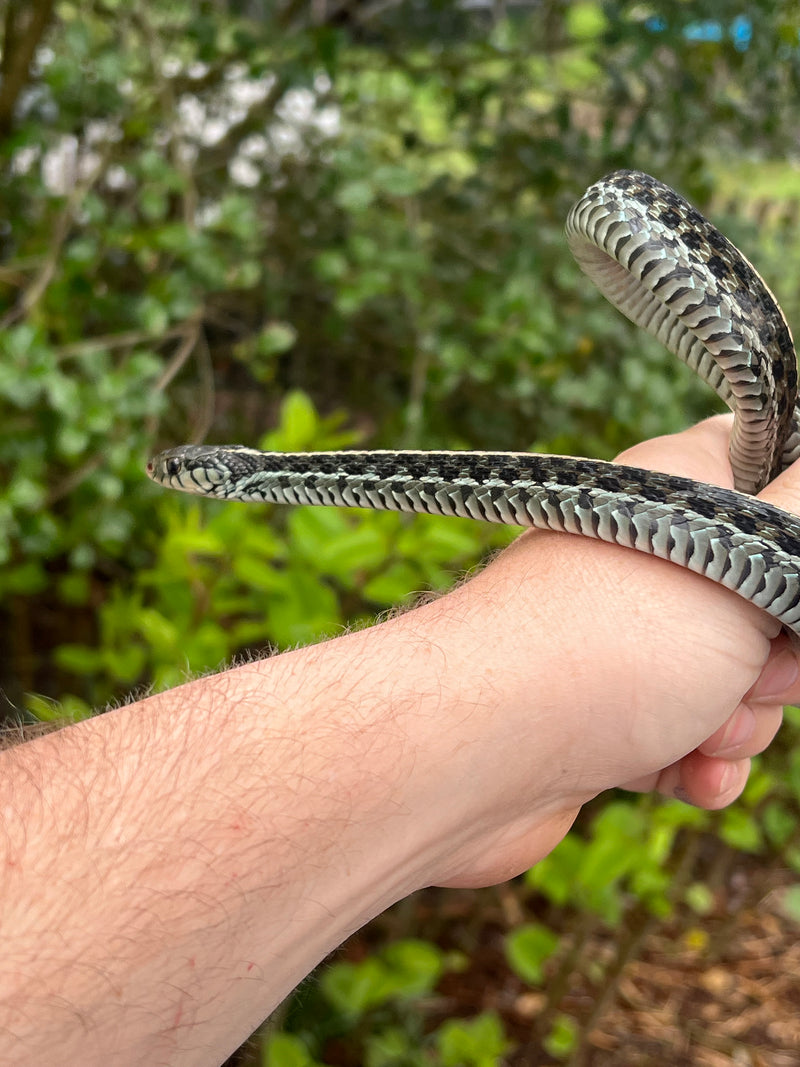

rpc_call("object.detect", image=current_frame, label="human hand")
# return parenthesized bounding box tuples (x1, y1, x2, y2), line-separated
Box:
(611, 414, 800, 804)
(413, 414, 800, 887)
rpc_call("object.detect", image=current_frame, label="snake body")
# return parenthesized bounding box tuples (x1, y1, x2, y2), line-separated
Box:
(147, 171, 800, 635)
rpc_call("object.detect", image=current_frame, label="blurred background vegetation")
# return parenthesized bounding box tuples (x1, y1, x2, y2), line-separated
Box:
(2, 0, 800, 1063)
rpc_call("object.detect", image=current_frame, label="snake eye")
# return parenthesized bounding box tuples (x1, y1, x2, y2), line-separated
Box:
(166, 457, 183, 477)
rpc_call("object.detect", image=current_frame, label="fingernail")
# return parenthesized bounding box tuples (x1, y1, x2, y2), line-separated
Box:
(751, 648, 799, 703)
(718, 762, 738, 796)
(714, 707, 755, 756)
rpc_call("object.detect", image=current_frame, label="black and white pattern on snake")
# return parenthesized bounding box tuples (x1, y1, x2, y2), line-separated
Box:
(147, 172, 800, 634)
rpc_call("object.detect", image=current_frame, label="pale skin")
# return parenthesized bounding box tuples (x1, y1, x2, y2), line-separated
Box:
(3, 415, 800, 1067)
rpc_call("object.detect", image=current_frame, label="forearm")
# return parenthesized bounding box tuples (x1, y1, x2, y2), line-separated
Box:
(0, 582, 573, 1066)
(3, 416, 799, 1066)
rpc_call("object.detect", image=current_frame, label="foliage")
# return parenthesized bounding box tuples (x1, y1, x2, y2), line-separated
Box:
(32, 390, 504, 705)
(319, 940, 446, 1018)
(435, 1012, 511, 1066)
(542, 1013, 579, 1060)
(3, 0, 800, 1063)
(505, 923, 560, 986)
(267, 940, 487, 1065)
(526, 799, 708, 923)
(262, 1033, 326, 1067)
(4, 0, 800, 707)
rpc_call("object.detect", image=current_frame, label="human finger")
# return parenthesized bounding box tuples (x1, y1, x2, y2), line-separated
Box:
(657, 751, 751, 809)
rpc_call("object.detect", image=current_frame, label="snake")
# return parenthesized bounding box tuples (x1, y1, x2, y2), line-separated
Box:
(147, 170, 800, 635)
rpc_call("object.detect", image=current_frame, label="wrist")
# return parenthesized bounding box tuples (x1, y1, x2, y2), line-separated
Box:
(247, 579, 575, 897)
(391, 519, 778, 884)
(335, 549, 587, 888)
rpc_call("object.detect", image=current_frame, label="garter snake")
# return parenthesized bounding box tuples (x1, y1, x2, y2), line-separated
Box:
(147, 171, 800, 635)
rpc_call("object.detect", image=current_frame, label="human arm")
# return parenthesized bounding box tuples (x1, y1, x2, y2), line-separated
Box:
(1, 415, 799, 1067)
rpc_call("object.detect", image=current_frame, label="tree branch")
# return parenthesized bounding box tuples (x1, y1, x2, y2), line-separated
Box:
(0, 0, 55, 139)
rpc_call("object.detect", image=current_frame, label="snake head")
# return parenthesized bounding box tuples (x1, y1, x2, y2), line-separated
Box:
(146, 445, 232, 496)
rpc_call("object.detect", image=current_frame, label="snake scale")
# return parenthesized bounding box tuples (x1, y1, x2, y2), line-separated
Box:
(147, 171, 800, 635)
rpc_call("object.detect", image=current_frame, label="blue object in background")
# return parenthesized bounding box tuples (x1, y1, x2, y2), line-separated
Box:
(644, 13, 753, 51)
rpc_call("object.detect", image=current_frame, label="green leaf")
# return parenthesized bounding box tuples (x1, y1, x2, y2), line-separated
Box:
(365, 1025, 427, 1067)
(25, 693, 91, 723)
(684, 882, 714, 916)
(372, 164, 423, 197)
(309, 522, 389, 577)
(776, 885, 800, 925)
(54, 643, 103, 675)
(104, 644, 147, 684)
(263, 566, 341, 647)
(363, 562, 419, 605)
(135, 295, 170, 333)
(335, 180, 375, 211)
(232, 553, 286, 593)
(543, 1014, 579, 1059)
(380, 939, 444, 997)
(314, 250, 349, 282)
(319, 940, 443, 1020)
(287, 506, 352, 561)
(719, 807, 763, 853)
(319, 958, 390, 1018)
(135, 609, 179, 650)
(505, 923, 559, 985)
(262, 1032, 322, 1067)
(273, 392, 320, 451)
(525, 834, 586, 906)
(762, 801, 796, 847)
(436, 1011, 510, 1066)
(258, 322, 298, 357)
(2, 559, 49, 595)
